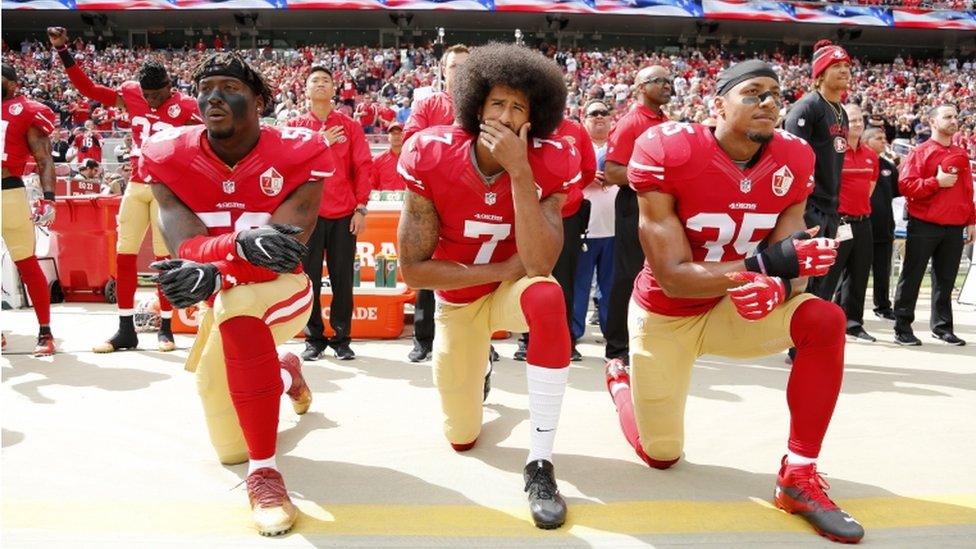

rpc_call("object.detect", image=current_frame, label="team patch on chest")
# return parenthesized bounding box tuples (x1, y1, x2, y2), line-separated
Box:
(771, 165, 794, 197)
(260, 167, 284, 196)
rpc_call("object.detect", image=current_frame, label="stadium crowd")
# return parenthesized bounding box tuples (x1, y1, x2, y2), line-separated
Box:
(2, 39, 975, 158)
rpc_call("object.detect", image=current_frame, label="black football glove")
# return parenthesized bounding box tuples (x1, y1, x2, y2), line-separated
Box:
(744, 229, 838, 279)
(151, 259, 221, 309)
(235, 224, 307, 273)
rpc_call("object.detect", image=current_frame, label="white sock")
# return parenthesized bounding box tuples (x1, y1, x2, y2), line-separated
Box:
(525, 364, 569, 464)
(786, 450, 816, 466)
(280, 368, 293, 395)
(248, 455, 277, 475)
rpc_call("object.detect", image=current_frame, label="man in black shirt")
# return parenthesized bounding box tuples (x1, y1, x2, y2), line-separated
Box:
(50, 129, 70, 164)
(865, 128, 900, 320)
(784, 39, 851, 300)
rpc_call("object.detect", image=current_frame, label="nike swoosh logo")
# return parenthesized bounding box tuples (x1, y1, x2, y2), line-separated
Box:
(535, 427, 554, 433)
(189, 269, 205, 293)
(254, 236, 273, 260)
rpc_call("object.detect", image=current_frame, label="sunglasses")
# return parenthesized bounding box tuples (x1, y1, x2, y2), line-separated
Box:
(586, 109, 610, 117)
(641, 77, 673, 87)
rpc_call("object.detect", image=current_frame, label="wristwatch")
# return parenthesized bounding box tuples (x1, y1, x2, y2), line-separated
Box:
(355, 206, 368, 216)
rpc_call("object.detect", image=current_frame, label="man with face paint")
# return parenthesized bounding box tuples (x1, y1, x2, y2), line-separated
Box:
(142, 52, 335, 536)
(48, 27, 203, 354)
(288, 65, 373, 363)
(608, 60, 863, 543)
(784, 39, 851, 301)
(2, 63, 58, 356)
(397, 43, 580, 530)
(601, 65, 671, 372)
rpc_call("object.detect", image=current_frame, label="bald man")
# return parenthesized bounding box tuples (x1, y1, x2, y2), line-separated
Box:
(602, 65, 672, 370)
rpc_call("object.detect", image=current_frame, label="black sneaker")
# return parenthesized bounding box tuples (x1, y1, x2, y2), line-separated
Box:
(845, 327, 876, 343)
(894, 333, 922, 346)
(513, 339, 527, 362)
(333, 341, 356, 360)
(523, 459, 567, 530)
(874, 310, 896, 321)
(483, 363, 492, 403)
(408, 342, 432, 362)
(932, 332, 966, 346)
(301, 342, 326, 361)
(489, 345, 499, 363)
(570, 345, 582, 362)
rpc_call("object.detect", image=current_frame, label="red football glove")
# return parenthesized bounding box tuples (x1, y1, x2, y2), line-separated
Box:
(32, 199, 56, 227)
(793, 231, 839, 277)
(726, 271, 787, 322)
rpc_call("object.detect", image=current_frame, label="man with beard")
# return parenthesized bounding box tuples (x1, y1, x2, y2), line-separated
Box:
(1, 63, 58, 355)
(397, 43, 580, 529)
(144, 52, 333, 536)
(48, 27, 202, 354)
(601, 65, 671, 369)
(606, 60, 863, 543)
(892, 105, 975, 346)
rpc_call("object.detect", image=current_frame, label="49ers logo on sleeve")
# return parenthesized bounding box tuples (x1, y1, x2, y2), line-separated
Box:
(167, 104, 181, 118)
(8, 103, 23, 116)
(259, 167, 284, 196)
(771, 165, 794, 197)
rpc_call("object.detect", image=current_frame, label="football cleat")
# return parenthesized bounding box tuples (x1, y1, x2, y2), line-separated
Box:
(524, 459, 567, 529)
(157, 330, 176, 352)
(93, 327, 139, 353)
(604, 358, 630, 396)
(774, 456, 864, 544)
(245, 468, 298, 537)
(280, 352, 312, 415)
(33, 334, 56, 357)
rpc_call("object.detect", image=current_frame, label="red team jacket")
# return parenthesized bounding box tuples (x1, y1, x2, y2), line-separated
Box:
(628, 122, 816, 317)
(552, 118, 597, 218)
(898, 139, 976, 227)
(288, 110, 373, 219)
(141, 125, 336, 239)
(403, 92, 455, 140)
(370, 148, 403, 191)
(838, 143, 879, 217)
(2, 95, 57, 176)
(398, 125, 582, 305)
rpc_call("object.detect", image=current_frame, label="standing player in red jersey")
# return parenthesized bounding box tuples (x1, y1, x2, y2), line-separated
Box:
(143, 53, 334, 536)
(2, 63, 58, 356)
(48, 27, 203, 354)
(606, 60, 864, 543)
(398, 43, 580, 530)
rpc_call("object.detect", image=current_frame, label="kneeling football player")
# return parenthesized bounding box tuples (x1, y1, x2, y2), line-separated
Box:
(607, 60, 864, 543)
(143, 53, 335, 536)
(397, 43, 581, 530)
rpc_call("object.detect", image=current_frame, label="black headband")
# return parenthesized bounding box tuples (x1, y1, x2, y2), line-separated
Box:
(715, 60, 778, 96)
(1, 63, 17, 83)
(195, 57, 260, 95)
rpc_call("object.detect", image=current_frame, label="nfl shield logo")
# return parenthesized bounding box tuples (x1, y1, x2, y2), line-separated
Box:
(772, 165, 794, 197)
(739, 178, 752, 193)
(222, 180, 235, 194)
(485, 192, 497, 205)
(259, 167, 284, 196)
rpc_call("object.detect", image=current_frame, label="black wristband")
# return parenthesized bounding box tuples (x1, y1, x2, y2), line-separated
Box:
(56, 47, 75, 68)
(43, 191, 55, 200)
(744, 255, 764, 274)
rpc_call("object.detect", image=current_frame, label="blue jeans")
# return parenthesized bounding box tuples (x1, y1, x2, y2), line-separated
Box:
(571, 236, 614, 341)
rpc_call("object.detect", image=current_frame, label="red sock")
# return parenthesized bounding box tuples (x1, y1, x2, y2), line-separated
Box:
(219, 316, 282, 460)
(787, 299, 846, 459)
(519, 281, 570, 367)
(15, 256, 50, 326)
(116, 253, 138, 313)
(154, 256, 173, 315)
(609, 378, 678, 469)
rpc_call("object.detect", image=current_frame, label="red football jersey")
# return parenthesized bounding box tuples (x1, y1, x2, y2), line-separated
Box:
(74, 132, 102, 163)
(122, 82, 202, 182)
(628, 123, 816, 316)
(141, 125, 335, 237)
(1, 95, 57, 177)
(399, 125, 582, 305)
